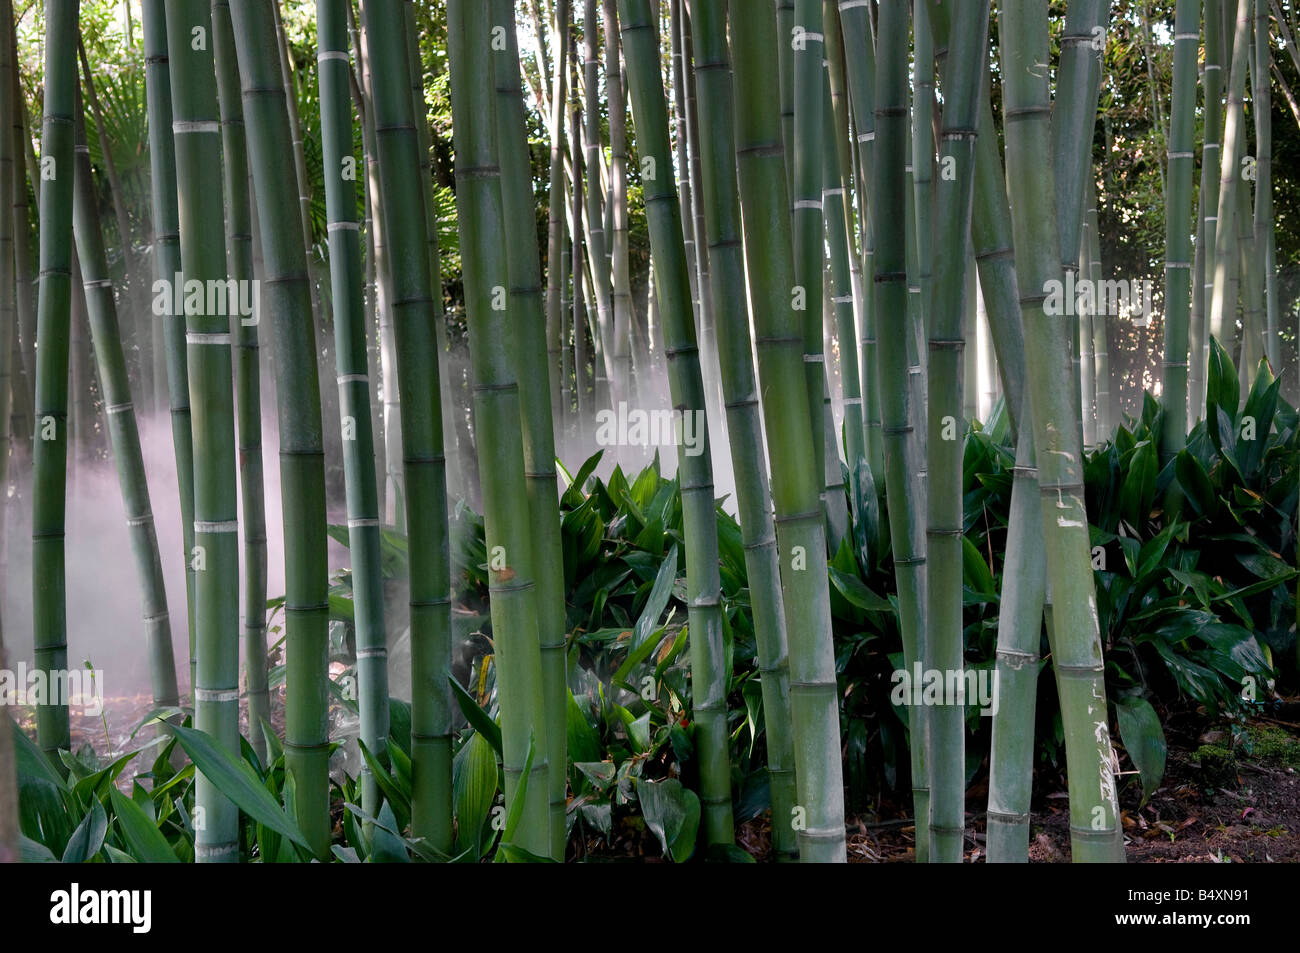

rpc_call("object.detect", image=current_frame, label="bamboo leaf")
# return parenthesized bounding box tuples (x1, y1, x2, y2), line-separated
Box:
(637, 777, 700, 862)
(108, 787, 179, 863)
(1114, 695, 1167, 800)
(61, 797, 108, 863)
(171, 725, 311, 850)
(448, 673, 503, 755)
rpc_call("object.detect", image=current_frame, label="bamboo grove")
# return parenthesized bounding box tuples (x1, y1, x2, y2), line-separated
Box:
(0, 0, 1294, 864)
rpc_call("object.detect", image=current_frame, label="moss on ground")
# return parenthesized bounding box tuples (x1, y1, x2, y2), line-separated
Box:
(1241, 724, 1300, 769)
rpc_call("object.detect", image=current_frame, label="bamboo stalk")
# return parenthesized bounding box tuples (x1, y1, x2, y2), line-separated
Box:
(1000, 0, 1124, 863)
(689, 0, 799, 864)
(730, 0, 846, 863)
(1208, 0, 1252, 361)
(140, 0, 197, 690)
(359, 0, 454, 853)
(923, 0, 989, 865)
(1191, 0, 1222, 419)
(547, 0, 571, 430)
(1159, 0, 1200, 467)
(210, 0, 270, 768)
(317, 0, 388, 827)
(70, 92, 181, 714)
(491, 0, 570, 862)
(31, 0, 80, 762)
(447, 0, 551, 858)
(619, 0, 736, 850)
(164, 0, 240, 860)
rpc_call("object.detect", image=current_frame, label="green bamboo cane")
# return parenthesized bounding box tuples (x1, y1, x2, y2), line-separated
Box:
(164, 0, 240, 860)
(840, 0, 930, 862)
(1087, 186, 1110, 440)
(360, 0, 454, 853)
(833, 0, 883, 478)
(211, 0, 269, 767)
(1190, 0, 1222, 420)
(689, 0, 799, 864)
(6, 2, 30, 414)
(141, 0, 197, 688)
(677, 2, 727, 466)
(1159, 0, 1200, 468)
(10, 27, 34, 437)
(0, 0, 16, 858)
(227, 0, 335, 860)
(446, 0, 551, 858)
(583, 0, 614, 406)
(1208, 0, 1252, 358)
(346, 4, 388, 523)
(571, 88, 591, 427)
(1049, 0, 1109, 451)
(1000, 0, 1124, 863)
(777, 0, 795, 194)
(619, 0, 736, 850)
(820, 32, 863, 470)
(31, 0, 80, 761)
(912, 0, 933, 340)
(922, 0, 988, 864)
(491, 0, 570, 862)
(604, 0, 633, 412)
(317, 0, 388, 827)
(730, 0, 846, 863)
(547, 0, 571, 429)
(402, 0, 463, 507)
(1252, 0, 1274, 368)
(356, 18, 404, 531)
(78, 36, 151, 406)
(70, 95, 181, 714)
(1079, 228, 1096, 446)
(791, 0, 828, 505)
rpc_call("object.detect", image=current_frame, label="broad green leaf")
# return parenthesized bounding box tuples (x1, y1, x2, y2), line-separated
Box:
(61, 797, 108, 863)
(1115, 696, 1167, 801)
(448, 673, 503, 755)
(108, 787, 179, 863)
(829, 566, 894, 612)
(171, 725, 310, 850)
(638, 778, 700, 863)
(453, 730, 499, 856)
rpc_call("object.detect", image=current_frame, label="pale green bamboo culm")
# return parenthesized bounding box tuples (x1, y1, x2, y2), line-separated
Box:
(31, 0, 80, 763)
(164, 0, 241, 861)
(1000, 0, 1125, 863)
(211, 0, 269, 767)
(361, 0, 454, 855)
(689, 0, 799, 863)
(1159, 0, 1200, 470)
(923, 0, 990, 865)
(140, 0, 197, 693)
(619, 0, 735, 849)
(491, 0, 569, 862)
(228, 0, 334, 860)
(70, 95, 180, 714)
(318, 0, 389, 827)
(446, 0, 551, 859)
(729, 0, 847, 863)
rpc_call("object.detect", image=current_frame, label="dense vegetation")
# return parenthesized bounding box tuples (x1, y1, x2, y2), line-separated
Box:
(0, 0, 1297, 865)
